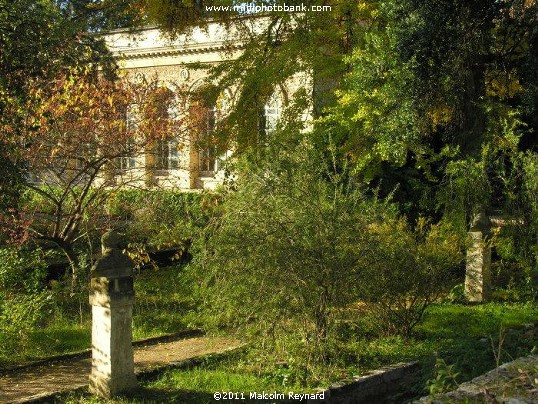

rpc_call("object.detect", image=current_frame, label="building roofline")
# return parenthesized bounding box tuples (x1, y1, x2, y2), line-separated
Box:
(102, 13, 270, 36)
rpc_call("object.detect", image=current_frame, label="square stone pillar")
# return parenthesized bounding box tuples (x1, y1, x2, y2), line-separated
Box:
(465, 213, 492, 303)
(89, 231, 137, 398)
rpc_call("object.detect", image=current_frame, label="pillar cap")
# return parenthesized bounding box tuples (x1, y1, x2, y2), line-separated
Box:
(91, 230, 134, 278)
(470, 212, 491, 234)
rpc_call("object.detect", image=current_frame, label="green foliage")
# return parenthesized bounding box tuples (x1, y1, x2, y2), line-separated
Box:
(0, 261, 196, 368)
(0, 247, 52, 360)
(321, 0, 537, 232)
(195, 138, 381, 374)
(105, 189, 220, 252)
(0, 291, 54, 358)
(191, 133, 460, 382)
(426, 358, 460, 395)
(322, 7, 420, 176)
(0, 247, 48, 294)
(437, 158, 491, 231)
(146, 0, 368, 158)
(132, 265, 196, 338)
(150, 363, 296, 396)
(358, 218, 462, 336)
(143, 0, 229, 37)
(445, 283, 466, 304)
(517, 153, 538, 274)
(487, 151, 538, 301)
(0, 0, 118, 133)
(59, 0, 145, 32)
(51, 303, 538, 401)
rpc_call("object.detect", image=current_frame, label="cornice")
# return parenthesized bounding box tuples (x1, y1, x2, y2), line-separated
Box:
(113, 43, 244, 60)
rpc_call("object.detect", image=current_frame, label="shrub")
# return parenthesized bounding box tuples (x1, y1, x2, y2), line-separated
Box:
(192, 139, 379, 376)
(0, 247, 53, 359)
(0, 291, 53, 357)
(0, 247, 48, 294)
(488, 152, 538, 301)
(357, 218, 462, 336)
(105, 189, 220, 255)
(192, 135, 460, 381)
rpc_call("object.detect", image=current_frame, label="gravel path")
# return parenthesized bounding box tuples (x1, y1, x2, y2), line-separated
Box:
(0, 336, 240, 403)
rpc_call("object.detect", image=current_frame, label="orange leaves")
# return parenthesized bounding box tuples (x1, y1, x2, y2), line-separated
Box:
(19, 69, 184, 170)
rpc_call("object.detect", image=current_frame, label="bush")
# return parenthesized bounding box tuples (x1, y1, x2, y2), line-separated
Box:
(0, 291, 53, 357)
(0, 247, 53, 360)
(105, 189, 220, 255)
(192, 135, 460, 381)
(488, 152, 538, 301)
(0, 247, 48, 294)
(357, 218, 462, 336)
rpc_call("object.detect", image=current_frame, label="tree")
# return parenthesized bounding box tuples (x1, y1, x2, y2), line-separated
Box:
(56, 0, 145, 32)
(141, 0, 369, 153)
(3, 69, 182, 284)
(0, 0, 121, 216)
(132, 1, 537, 224)
(321, 0, 537, 224)
(0, 0, 145, 215)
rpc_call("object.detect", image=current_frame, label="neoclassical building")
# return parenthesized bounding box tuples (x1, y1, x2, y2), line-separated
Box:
(104, 18, 312, 190)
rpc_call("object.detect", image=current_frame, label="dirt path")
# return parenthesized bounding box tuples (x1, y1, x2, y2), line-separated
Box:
(0, 336, 240, 403)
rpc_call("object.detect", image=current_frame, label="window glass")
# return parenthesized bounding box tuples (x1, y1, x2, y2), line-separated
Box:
(199, 90, 232, 173)
(261, 91, 283, 138)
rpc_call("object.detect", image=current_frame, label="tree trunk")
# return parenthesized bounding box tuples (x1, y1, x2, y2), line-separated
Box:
(60, 243, 79, 293)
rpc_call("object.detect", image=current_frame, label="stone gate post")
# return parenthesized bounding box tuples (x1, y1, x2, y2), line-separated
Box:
(89, 230, 137, 398)
(464, 212, 492, 303)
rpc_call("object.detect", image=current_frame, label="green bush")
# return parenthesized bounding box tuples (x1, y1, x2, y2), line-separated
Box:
(0, 247, 48, 294)
(192, 135, 460, 382)
(0, 291, 53, 357)
(0, 247, 53, 360)
(488, 152, 538, 301)
(357, 218, 462, 336)
(105, 189, 220, 254)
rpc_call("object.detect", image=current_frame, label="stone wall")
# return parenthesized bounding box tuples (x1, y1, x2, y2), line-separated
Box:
(311, 361, 421, 403)
(416, 353, 538, 403)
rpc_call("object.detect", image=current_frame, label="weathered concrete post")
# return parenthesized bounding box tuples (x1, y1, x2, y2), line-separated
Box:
(89, 230, 136, 398)
(464, 212, 492, 303)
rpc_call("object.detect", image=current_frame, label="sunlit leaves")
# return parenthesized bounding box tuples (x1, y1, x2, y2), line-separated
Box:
(22, 69, 182, 172)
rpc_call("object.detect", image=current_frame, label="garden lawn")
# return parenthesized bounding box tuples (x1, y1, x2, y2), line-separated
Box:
(344, 302, 538, 388)
(0, 265, 194, 369)
(51, 302, 538, 403)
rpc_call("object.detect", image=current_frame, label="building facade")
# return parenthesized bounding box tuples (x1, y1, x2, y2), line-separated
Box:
(104, 19, 312, 190)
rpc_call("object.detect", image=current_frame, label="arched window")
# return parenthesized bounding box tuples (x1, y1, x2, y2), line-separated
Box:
(155, 140, 179, 170)
(259, 89, 285, 139)
(155, 95, 181, 171)
(115, 104, 137, 170)
(199, 104, 218, 172)
(197, 89, 232, 174)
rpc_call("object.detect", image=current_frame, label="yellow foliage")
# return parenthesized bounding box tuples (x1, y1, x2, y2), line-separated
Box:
(428, 105, 454, 129)
(486, 71, 523, 99)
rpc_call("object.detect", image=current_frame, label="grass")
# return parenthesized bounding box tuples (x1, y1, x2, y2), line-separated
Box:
(132, 265, 196, 340)
(416, 302, 538, 381)
(340, 302, 538, 393)
(49, 302, 538, 403)
(2, 261, 537, 399)
(27, 325, 91, 358)
(0, 264, 195, 369)
(56, 354, 303, 404)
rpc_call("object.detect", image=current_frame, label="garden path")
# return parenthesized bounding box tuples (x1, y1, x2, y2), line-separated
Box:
(0, 335, 240, 403)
